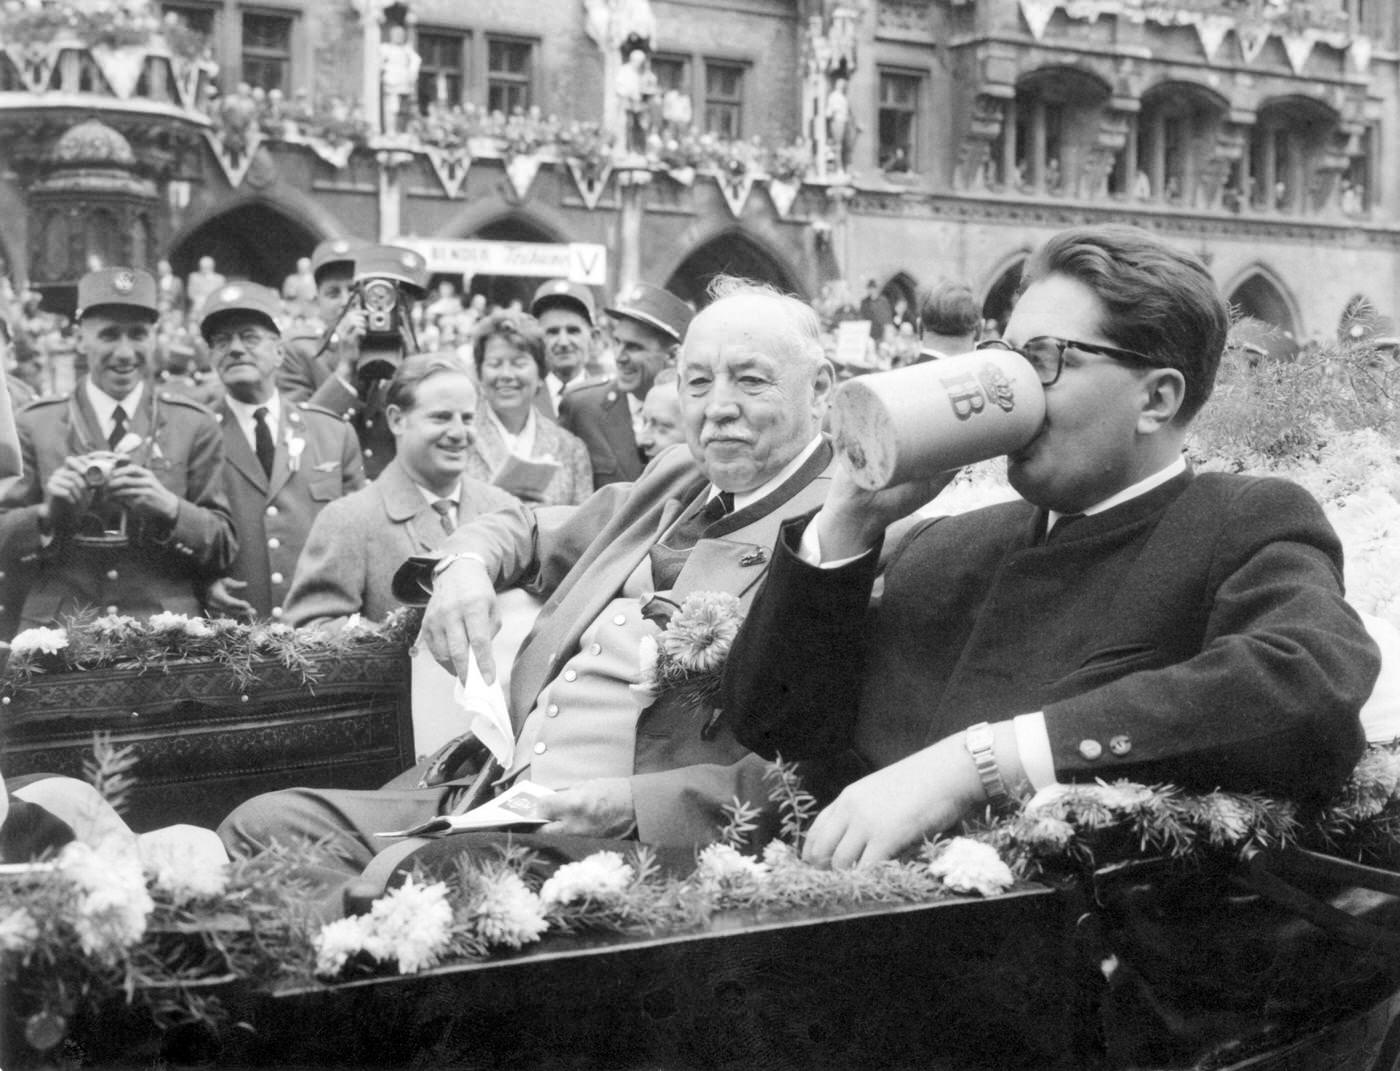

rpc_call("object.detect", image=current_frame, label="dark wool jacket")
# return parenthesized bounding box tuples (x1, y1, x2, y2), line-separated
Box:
(723, 470, 1377, 804)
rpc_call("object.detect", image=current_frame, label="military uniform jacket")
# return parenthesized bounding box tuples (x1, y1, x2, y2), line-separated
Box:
(275, 332, 332, 405)
(0, 381, 237, 625)
(395, 440, 837, 845)
(723, 470, 1379, 805)
(216, 396, 365, 618)
(557, 376, 644, 488)
(284, 457, 517, 628)
(308, 373, 395, 481)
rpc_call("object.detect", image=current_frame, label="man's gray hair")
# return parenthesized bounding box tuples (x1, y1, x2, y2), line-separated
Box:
(694, 275, 826, 369)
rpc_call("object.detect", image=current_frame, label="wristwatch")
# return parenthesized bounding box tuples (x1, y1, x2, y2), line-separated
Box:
(431, 551, 489, 580)
(964, 721, 1013, 816)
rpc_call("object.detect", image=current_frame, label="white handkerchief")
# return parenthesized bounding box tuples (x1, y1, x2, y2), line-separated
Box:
(453, 652, 515, 769)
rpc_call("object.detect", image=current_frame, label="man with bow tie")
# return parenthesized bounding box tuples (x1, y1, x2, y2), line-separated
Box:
(197, 283, 364, 621)
(219, 277, 839, 888)
(0, 268, 236, 625)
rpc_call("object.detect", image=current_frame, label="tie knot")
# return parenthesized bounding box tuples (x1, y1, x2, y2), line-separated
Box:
(431, 499, 454, 517)
(253, 406, 269, 423)
(705, 491, 734, 522)
(112, 405, 127, 423)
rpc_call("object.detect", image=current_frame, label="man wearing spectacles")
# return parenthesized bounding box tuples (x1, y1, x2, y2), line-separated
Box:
(723, 226, 1381, 1037)
(723, 226, 1382, 1056)
(198, 283, 364, 620)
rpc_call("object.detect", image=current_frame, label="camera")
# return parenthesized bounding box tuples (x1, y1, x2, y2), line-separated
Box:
(82, 452, 129, 488)
(343, 244, 429, 381)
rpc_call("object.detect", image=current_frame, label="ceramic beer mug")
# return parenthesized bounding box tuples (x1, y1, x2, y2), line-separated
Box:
(830, 348, 1045, 490)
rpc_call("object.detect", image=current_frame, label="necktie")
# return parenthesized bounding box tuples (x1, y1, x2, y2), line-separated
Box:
(649, 490, 735, 591)
(107, 405, 128, 450)
(253, 406, 275, 477)
(431, 498, 457, 536)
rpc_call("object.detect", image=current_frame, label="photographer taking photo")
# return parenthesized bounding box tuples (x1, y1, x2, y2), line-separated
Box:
(307, 243, 430, 480)
(0, 267, 236, 627)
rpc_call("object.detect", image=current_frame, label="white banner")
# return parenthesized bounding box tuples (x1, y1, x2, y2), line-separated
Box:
(395, 239, 607, 286)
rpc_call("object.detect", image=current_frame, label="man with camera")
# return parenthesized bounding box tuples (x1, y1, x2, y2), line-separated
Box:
(198, 282, 364, 621)
(0, 268, 236, 626)
(559, 282, 691, 489)
(276, 237, 364, 405)
(306, 243, 430, 480)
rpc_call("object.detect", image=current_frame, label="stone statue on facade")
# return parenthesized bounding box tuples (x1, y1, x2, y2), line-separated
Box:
(380, 24, 421, 136)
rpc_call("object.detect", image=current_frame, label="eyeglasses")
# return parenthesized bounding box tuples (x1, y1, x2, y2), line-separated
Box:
(208, 327, 275, 352)
(975, 336, 1165, 387)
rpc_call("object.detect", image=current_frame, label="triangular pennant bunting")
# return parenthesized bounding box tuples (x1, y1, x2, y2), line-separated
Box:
(666, 166, 696, 188)
(767, 177, 800, 218)
(1282, 30, 1315, 75)
(203, 127, 264, 188)
(302, 136, 356, 170)
(1019, 0, 1057, 41)
(90, 44, 148, 99)
(424, 144, 473, 199)
(7, 42, 60, 93)
(714, 169, 755, 217)
(1236, 21, 1270, 65)
(566, 159, 613, 210)
(505, 153, 541, 199)
(169, 55, 214, 112)
(1194, 15, 1232, 61)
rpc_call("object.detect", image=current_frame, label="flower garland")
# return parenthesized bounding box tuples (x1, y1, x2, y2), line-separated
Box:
(4, 607, 422, 692)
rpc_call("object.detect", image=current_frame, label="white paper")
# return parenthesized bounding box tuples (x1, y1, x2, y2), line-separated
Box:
(377, 782, 554, 838)
(454, 651, 515, 770)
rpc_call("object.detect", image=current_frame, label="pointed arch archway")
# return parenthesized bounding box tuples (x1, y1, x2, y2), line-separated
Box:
(167, 198, 320, 290)
(1225, 265, 1300, 360)
(438, 203, 573, 310)
(663, 227, 804, 309)
(979, 254, 1028, 337)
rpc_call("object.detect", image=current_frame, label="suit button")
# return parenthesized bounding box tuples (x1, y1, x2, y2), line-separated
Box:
(106, 605, 118, 615)
(0, 571, 7, 580)
(1078, 739, 1103, 761)
(1109, 734, 1132, 756)
(613, 613, 626, 626)
(563, 669, 577, 682)
(533, 741, 547, 755)
(267, 537, 280, 549)
(363, 449, 373, 457)
(589, 643, 601, 656)
(271, 572, 284, 584)
(271, 607, 283, 618)
(105, 569, 119, 580)
(266, 505, 279, 517)
(546, 704, 559, 717)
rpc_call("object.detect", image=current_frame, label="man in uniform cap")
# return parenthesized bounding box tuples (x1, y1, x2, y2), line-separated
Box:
(307, 243, 429, 480)
(277, 237, 364, 404)
(198, 282, 364, 620)
(529, 278, 599, 419)
(559, 281, 692, 488)
(0, 267, 236, 626)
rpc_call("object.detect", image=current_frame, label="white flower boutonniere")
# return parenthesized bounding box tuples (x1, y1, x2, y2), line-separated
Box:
(285, 435, 306, 472)
(114, 432, 143, 456)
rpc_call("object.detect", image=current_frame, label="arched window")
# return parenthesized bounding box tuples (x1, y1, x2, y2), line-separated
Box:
(1134, 83, 1228, 208)
(999, 67, 1109, 197)
(1248, 98, 1339, 216)
(980, 258, 1026, 338)
(170, 201, 319, 289)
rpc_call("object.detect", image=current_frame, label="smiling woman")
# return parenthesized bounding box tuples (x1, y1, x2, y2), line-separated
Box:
(464, 311, 593, 506)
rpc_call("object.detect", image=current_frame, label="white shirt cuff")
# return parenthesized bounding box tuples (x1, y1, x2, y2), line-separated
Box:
(797, 514, 876, 569)
(1014, 711, 1057, 790)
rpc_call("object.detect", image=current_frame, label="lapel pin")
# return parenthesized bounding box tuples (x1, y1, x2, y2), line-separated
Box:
(739, 548, 768, 567)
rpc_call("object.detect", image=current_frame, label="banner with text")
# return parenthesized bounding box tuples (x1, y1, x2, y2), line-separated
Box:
(395, 239, 607, 286)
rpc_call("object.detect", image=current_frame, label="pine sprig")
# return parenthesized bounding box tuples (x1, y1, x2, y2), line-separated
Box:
(764, 757, 818, 852)
(83, 733, 139, 817)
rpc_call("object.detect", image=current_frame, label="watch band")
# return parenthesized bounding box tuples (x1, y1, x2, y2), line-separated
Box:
(965, 721, 1014, 815)
(431, 551, 489, 580)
